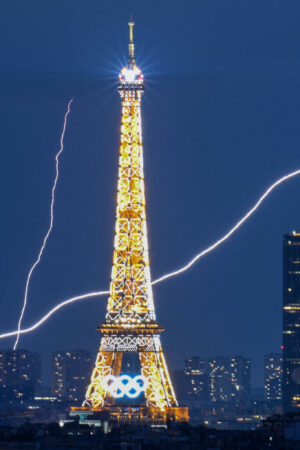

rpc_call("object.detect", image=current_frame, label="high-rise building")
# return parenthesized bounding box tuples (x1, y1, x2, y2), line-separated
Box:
(0, 350, 41, 404)
(52, 351, 92, 403)
(233, 356, 252, 405)
(208, 356, 251, 406)
(283, 232, 300, 413)
(182, 355, 251, 407)
(184, 357, 210, 404)
(264, 353, 282, 403)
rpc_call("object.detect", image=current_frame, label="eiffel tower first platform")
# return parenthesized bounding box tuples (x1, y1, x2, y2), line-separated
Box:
(71, 21, 188, 425)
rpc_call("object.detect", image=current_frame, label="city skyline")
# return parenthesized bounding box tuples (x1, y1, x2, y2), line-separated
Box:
(0, 347, 283, 427)
(0, 348, 279, 389)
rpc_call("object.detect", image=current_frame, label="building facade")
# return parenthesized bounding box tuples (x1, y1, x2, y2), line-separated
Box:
(51, 351, 92, 403)
(183, 355, 251, 407)
(184, 357, 210, 404)
(264, 353, 282, 403)
(283, 232, 300, 413)
(208, 356, 251, 406)
(0, 350, 41, 404)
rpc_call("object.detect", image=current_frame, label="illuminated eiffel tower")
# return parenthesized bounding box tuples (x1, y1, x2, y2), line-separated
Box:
(72, 21, 188, 424)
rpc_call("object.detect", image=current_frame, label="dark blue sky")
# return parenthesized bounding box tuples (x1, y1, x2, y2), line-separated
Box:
(0, 0, 300, 387)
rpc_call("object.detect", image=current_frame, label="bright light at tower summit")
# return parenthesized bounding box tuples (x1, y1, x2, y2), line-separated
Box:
(119, 67, 143, 84)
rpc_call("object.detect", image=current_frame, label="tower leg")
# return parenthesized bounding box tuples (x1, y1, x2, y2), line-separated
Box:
(139, 343, 177, 410)
(85, 350, 123, 407)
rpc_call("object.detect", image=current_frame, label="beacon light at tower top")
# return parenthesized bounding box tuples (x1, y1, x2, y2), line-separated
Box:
(118, 65, 144, 97)
(119, 66, 144, 85)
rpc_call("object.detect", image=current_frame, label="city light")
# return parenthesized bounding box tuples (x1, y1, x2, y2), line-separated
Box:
(13, 98, 74, 350)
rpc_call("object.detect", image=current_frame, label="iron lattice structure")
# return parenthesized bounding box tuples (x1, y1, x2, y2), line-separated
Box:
(75, 22, 188, 423)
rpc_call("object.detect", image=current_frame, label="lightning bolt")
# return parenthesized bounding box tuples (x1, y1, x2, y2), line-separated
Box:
(0, 291, 109, 340)
(13, 98, 74, 350)
(2, 166, 300, 342)
(152, 168, 300, 285)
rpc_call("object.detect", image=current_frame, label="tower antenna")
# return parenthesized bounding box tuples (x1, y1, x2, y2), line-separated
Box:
(128, 16, 135, 64)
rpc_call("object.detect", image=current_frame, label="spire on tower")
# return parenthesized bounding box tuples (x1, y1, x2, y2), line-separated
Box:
(119, 18, 143, 89)
(128, 18, 135, 63)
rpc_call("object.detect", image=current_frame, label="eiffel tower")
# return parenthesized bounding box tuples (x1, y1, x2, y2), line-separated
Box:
(72, 21, 188, 424)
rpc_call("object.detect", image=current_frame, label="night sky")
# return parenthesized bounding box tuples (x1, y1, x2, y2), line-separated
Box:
(0, 0, 300, 388)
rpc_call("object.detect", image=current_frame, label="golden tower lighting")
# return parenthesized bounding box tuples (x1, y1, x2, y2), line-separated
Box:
(72, 21, 188, 423)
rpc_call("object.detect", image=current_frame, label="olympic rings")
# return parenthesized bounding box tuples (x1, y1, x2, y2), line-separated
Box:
(102, 374, 147, 398)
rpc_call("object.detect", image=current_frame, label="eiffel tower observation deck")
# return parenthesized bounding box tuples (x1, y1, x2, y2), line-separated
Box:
(71, 21, 188, 424)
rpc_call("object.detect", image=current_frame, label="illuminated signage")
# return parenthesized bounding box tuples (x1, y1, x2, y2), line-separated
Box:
(102, 374, 147, 398)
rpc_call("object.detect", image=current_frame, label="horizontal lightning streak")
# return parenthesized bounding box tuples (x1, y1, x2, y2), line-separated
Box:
(13, 99, 74, 350)
(2, 166, 300, 341)
(0, 291, 109, 339)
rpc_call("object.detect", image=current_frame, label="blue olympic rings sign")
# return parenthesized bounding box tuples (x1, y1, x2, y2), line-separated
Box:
(102, 374, 147, 398)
